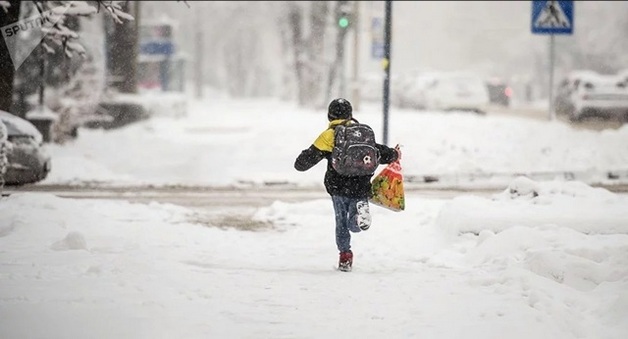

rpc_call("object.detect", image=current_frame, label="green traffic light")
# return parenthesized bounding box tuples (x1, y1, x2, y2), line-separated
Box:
(338, 17, 349, 28)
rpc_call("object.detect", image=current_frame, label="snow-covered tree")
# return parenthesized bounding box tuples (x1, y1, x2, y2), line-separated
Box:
(0, 0, 22, 112)
(142, 1, 332, 106)
(0, 1, 135, 144)
(0, 119, 7, 190)
(12, 2, 85, 118)
(188, 1, 284, 98)
(0, 1, 133, 114)
(276, 1, 331, 107)
(48, 15, 107, 144)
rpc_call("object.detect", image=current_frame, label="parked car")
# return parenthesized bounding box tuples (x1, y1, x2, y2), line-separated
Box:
(396, 72, 440, 110)
(0, 110, 51, 185)
(486, 78, 513, 107)
(554, 71, 628, 122)
(554, 70, 598, 117)
(421, 72, 490, 114)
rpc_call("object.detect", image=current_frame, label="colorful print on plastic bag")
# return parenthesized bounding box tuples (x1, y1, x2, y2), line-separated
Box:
(369, 146, 405, 212)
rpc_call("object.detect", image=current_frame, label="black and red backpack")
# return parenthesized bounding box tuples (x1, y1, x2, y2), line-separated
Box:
(331, 118, 381, 177)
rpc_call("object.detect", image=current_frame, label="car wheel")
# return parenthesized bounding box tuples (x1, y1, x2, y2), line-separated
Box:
(569, 112, 582, 122)
(554, 101, 565, 115)
(39, 161, 51, 180)
(569, 108, 590, 122)
(566, 105, 579, 122)
(557, 102, 572, 116)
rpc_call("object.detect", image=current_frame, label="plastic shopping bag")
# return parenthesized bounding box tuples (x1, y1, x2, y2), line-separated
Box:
(369, 145, 405, 212)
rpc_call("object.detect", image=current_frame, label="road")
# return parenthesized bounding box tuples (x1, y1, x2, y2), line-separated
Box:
(3, 182, 628, 210)
(1, 184, 489, 208)
(2, 184, 475, 231)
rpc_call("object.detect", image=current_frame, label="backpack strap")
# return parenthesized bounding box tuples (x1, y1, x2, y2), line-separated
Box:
(328, 118, 358, 131)
(339, 118, 360, 126)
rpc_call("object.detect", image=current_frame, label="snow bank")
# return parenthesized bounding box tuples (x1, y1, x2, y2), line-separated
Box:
(436, 177, 628, 235)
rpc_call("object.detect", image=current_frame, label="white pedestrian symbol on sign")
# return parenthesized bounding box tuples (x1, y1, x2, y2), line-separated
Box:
(535, 0, 570, 28)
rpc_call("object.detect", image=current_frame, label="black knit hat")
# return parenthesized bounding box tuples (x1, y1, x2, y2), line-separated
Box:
(327, 98, 353, 121)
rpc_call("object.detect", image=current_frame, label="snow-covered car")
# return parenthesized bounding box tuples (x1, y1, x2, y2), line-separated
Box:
(0, 110, 51, 185)
(396, 72, 440, 110)
(421, 72, 491, 114)
(554, 70, 597, 117)
(554, 71, 628, 122)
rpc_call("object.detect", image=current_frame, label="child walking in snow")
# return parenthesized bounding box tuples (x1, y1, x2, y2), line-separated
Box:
(294, 98, 399, 272)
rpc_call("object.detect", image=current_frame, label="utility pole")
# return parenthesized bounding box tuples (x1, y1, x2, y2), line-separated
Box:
(548, 33, 555, 120)
(351, 1, 360, 111)
(530, 0, 574, 120)
(382, 0, 392, 145)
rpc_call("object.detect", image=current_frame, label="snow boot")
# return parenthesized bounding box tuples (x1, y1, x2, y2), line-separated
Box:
(338, 251, 353, 272)
(356, 200, 371, 231)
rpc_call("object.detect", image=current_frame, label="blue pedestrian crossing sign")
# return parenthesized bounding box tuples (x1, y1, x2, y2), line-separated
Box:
(531, 0, 574, 35)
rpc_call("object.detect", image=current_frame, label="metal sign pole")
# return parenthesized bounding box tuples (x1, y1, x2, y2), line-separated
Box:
(549, 33, 555, 120)
(531, 1, 574, 121)
(382, 0, 392, 146)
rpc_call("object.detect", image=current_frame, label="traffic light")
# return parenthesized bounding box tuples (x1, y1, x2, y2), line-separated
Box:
(338, 16, 350, 29)
(337, 1, 352, 29)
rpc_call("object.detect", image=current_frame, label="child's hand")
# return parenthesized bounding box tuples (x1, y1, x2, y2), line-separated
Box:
(394, 144, 401, 160)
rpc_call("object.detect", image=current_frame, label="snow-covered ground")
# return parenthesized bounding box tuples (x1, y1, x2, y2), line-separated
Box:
(1, 95, 628, 338)
(41, 95, 628, 188)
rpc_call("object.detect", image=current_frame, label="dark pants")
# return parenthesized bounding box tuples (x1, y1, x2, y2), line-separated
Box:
(331, 195, 371, 252)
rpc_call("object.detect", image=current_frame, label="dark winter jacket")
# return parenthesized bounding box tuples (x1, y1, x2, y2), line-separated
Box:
(294, 118, 399, 198)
